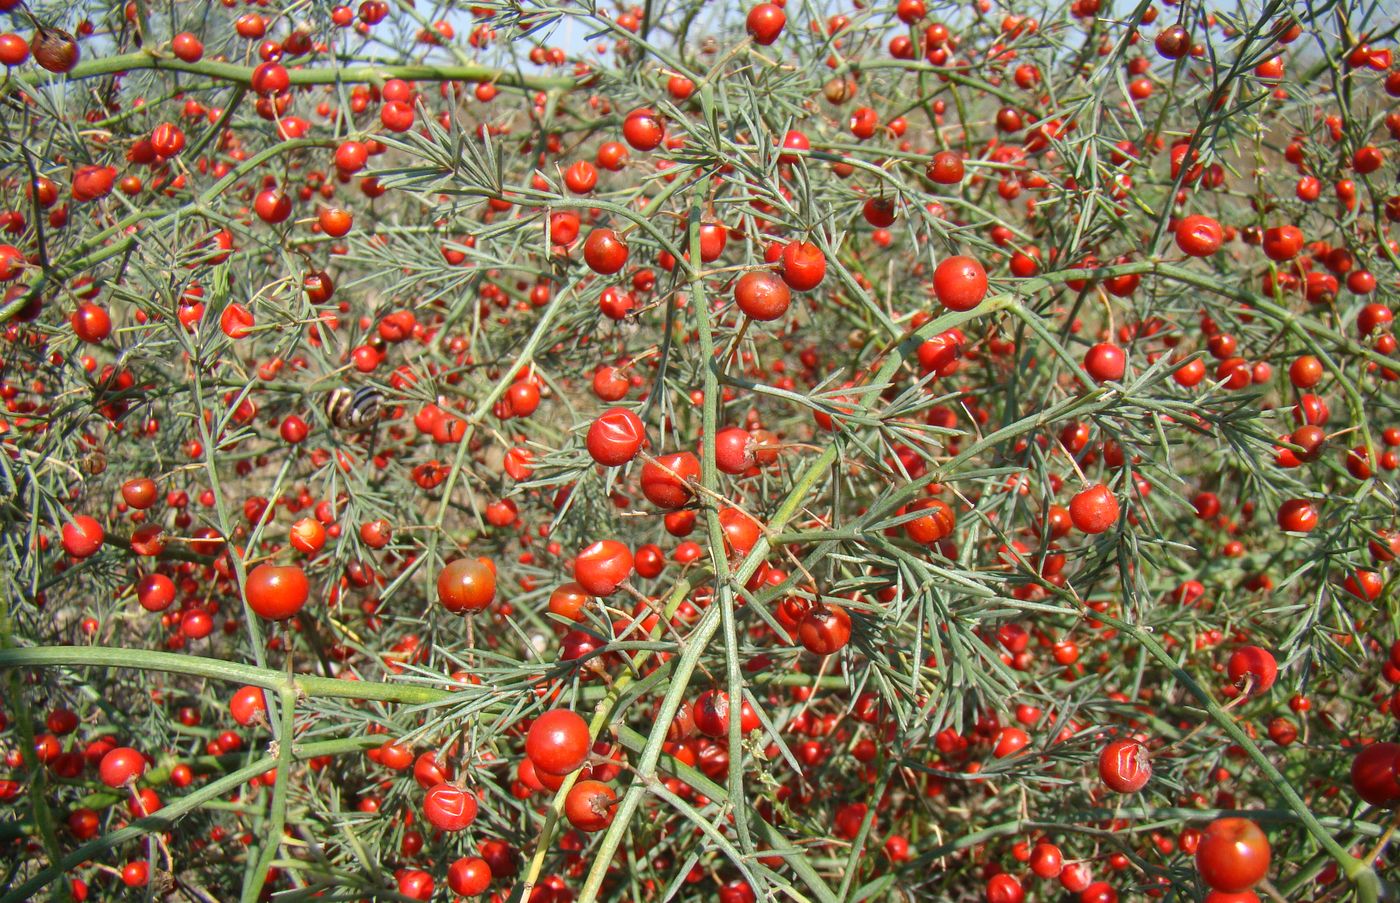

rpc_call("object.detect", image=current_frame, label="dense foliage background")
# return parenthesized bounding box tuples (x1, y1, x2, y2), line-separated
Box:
(0, 0, 1397, 900)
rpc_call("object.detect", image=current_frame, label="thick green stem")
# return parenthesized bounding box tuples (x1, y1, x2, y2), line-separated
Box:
(614, 726, 838, 903)
(15, 51, 576, 91)
(240, 687, 296, 903)
(0, 756, 278, 903)
(0, 645, 453, 705)
(575, 441, 846, 902)
(516, 578, 693, 901)
(687, 168, 763, 881)
(1, 138, 330, 324)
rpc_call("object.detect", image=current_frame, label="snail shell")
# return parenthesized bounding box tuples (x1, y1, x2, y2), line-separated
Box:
(324, 386, 381, 430)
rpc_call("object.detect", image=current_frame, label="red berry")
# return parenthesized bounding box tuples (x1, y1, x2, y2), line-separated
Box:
(641, 452, 700, 508)
(1351, 742, 1400, 807)
(121, 479, 156, 509)
(746, 3, 786, 45)
(1030, 842, 1064, 878)
(397, 870, 434, 901)
(779, 241, 827, 291)
(422, 783, 478, 832)
(1069, 484, 1119, 534)
(1226, 646, 1277, 694)
(447, 857, 493, 896)
(587, 408, 646, 466)
(797, 603, 852, 655)
(926, 150, 964, 184)
(573, 540, 634, 596)
(584, 229, 629, 274)
(734, 271, 792, 321)
(564, 779, 618, 832)
(1155, 25, 1191, 58)
(526, 709, 591, 775)
(904, 498, 956, 545)
(99, 747, 146, 787)
(171, 32, 203, 62)
(1261, 225, 1304, 261)
(1083, 343, 1126, 382)
(933, 256, 988, 311)
(71, 304, 111, 342)
(1098, 738, 1151, 792)
(150, 123, 185, 157)
(0, 32, 29, 66)
(121, 861, 149, 887)
(437, 557, 497, 614)
(985, 873, 1024, 903)
(694, 688, 759, 737)
(244, 564, 309, 621)
(136, 574, 175, 612)
(1175, 214, 1224, 256)
(862, 197, 897, 227)
(71, 165, 116, 202)
(318, 206, 353, 237)
(1358, 303, 1393, 336)
(621, 108, 664, 151)
(251, 61, 290, 95)
(61, 516, 105, 558)
(564, 160, 599, 194)
(229, 686, 268, 727)
(713, 427, 755, 475)
(1277, 498, 1318, 533)
(1195, 818, 1270, 892)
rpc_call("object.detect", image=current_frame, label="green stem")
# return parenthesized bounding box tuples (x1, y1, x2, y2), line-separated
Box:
(614, 725, 838, 903)
(1, 138, 330, 324)
(1097, 612, 1368, 883)
(576, 440, 845, 902)
(0, 645, 453, 705)
(687, 168, 763, 881)
(0, 599, 71, 902)
(516, 578, 693, 901)
(240, 688, 296, 902)
(0, 756, 278, 903)
(14, 51, 576, 91)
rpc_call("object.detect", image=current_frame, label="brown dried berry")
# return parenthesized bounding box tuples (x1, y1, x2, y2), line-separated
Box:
(822, 78, 857, 104)
(31, 28, 80, 74)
